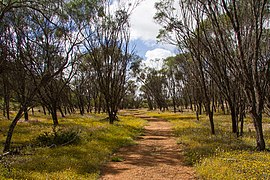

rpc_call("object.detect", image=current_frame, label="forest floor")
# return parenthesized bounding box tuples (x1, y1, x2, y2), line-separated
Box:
(100, 112, 196, 180)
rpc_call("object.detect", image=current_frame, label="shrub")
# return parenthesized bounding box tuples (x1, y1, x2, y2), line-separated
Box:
(35, 127, 81, 147)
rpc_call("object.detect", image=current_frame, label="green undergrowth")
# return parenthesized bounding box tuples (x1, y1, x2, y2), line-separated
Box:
(0, 112, 146, 179)
(145, 110, 270, 179)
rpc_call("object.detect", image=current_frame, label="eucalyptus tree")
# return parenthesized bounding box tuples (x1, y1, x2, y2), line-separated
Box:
(38, 68, 77, 126)
(0, 0, 55, 22)
(139, 67, 169, 111)
(145, 68, 169, 111)
(72, 69, 88, 116)
(163, 57, 181, 112)
(155, 0, 270, 149)
(180, 53, 206, 118)
(2, 1, 81, 152)
(197, 11, 247, 136)
(69, 0, 141, 123)
(196, 0, 269, 148)
(120, 80, 142, 109)
(71, 55, 97, 115)
(130, 57, 170, 111)
(0, 27, 10, 119)
(71, 54, 102, 114)
(155, 1, 216, 134)
(163, 53, 204, 113)
(0, 62, 11, 120)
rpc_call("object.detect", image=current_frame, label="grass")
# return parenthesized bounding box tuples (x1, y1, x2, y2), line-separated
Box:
(2, 109, 270, 179)
(0, 111, 146, 179)
(144, 110, 270, 179)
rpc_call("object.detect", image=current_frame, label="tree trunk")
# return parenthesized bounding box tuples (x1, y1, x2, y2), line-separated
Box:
(24, 107, 29, 121)
(210, 96, 215, 135)
(51, 106, 59, 126)
(250, 111, 265, 151)
(225, 101, 229, 114)
(3, 81, 10, 120)
(108, 110, 117, 124)
(87, 101, 92, 113)
(78, 96, 85, 115)
(239, 103, 245, 136)
(67, 107, 71, 114)
(205, 101, 215, 135)
(213, 102, 217, 113)
(220, 100, 225, 115)
(42, 105, 47, 115)
(59, 106, 65, 117)
(87, 91, 92, 113)
(4, 96, 10, 120)
(80, 102, 84, 115)
(147, 96, 153, 110)
(239, 111, 244, 136)
(94, 100, 97, 113)
(229, 104, 238, 134)
(184, 101, 188, 109)
(98, 96, 102, 114)
(209, 110, 215, 135)
(189, 95, 193, 111)
(64, 107, 67, 115)
(108, 112, 114, 124)
(31, 108, 34, 115)
(172, 97, 177, 113)
(196, 110, 199, 121)
(3, 108, 24, 152)
(199, 102, 202, 115)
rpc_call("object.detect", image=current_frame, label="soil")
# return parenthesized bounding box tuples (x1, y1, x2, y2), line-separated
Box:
(100, 114, 196, 180)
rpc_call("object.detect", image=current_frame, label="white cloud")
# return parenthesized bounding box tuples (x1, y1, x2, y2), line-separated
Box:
(143, 48, 175, 70)
(145, 48, 174, 59)
(129, 0, 178, 59)
(130, 0, 161, 41)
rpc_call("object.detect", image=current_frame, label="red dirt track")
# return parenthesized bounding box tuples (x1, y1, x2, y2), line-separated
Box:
(100, 114, 196, 180)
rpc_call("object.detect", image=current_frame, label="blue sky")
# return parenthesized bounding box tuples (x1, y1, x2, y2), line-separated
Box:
(129, 0, 177, 68)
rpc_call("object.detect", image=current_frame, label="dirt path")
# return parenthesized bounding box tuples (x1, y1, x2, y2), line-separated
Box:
(100, 114, 196, 180)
